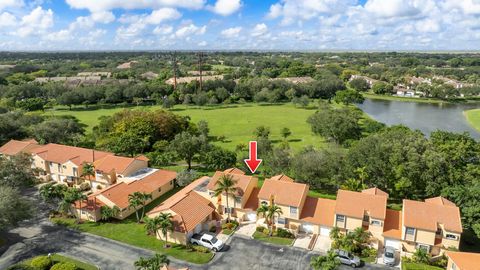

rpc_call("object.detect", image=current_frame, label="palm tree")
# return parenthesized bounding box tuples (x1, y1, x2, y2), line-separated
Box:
(256, 202, 283, 236)
(158, 213, 174, 248)
(212, 174, 237, 222)
(134, 254, 169, 270)
(310, 251, 340, 270)
(100, 205, 120, 222)
(81, 163, 95, 182)
(143, 216, 161, 236)
(128, 192, 143, 223)
(138, 192, 153, 221)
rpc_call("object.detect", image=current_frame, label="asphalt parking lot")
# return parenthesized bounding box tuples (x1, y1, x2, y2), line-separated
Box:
(180, 235, 394, 270)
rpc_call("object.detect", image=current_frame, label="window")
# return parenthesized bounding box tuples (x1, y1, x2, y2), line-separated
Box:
(451, 263, 457, 270)
(224, 207, 234, 214)
(445, 234, 458, 240)
(208, 191, 215, 196)
(417, 244, 430, 253)
(62, 165, 67, 169)
(277, 217, 286, 225)
(336, 215, 345, 222)
(290, 206, 298, 215)
(261, 201, 268, 206)
(406, 227, 416, 236)
(370, 220, 382, 226)
(235, 196, 242, 204)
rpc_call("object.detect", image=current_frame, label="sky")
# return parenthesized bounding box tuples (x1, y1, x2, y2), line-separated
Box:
(0, 0, 480, 51)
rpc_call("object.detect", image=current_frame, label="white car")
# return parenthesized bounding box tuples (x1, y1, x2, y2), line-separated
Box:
(190, 233, 225, 252)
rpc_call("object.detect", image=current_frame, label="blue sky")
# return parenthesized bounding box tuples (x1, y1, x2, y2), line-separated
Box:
(0, 0, 480, 51)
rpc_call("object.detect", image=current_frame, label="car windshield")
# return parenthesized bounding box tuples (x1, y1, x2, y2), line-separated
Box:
(211, 237, 218, 244)
(348, 254, 354, 260)
(385, 252, 394, 258)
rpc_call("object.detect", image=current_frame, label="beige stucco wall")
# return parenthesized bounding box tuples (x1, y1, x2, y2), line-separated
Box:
(157, 230, 187, 245)
(240, 177, 258, 208)
(416, 229, 436, 245)
(337, 216, 363, 231)
(369, 219, 384, 239)
(75, 207, 101, 222)
(446, 258, 458, 270)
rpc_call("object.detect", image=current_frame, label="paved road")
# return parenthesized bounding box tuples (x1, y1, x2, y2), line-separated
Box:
(0, 188, 393, 270)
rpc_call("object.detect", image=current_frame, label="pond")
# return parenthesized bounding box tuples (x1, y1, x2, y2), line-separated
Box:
(356, 98, 480, 139)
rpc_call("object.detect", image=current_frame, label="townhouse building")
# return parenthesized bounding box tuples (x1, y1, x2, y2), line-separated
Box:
(445, 251, 480, 270)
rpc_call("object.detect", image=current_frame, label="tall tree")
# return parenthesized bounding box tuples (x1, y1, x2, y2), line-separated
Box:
(157, 213, 174, 248)
(0, 186, 32, 232)
(169, 132, 207, 170)
(212, 174, 238, 222)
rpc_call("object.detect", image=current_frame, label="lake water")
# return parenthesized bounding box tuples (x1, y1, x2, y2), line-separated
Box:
(356, 98, 480, 139)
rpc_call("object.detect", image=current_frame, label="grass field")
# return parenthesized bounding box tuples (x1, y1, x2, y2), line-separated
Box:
(44, 103, 326, 151)
(51, 187, 213, 264)
(401, 262, 443, 270)
(252, 231, 295, 246)
(464, 109, 480, 132)
(15, 254, 98, 270)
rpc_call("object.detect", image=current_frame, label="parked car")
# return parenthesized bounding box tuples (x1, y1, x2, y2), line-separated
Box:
(383, 246, 397, 266)
(190, 233, 225, 252)
(334, 249, 361, 268)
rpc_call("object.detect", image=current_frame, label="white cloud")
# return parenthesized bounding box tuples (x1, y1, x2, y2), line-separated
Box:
(364, 0, 422, 18)
(415, 18, 441, 33)
(145, 8, 181, 24)
(198, 40, 207, 46)
(0, 0, 24, 11)
(0, 12, 17, 27)
(221, 26, 242, 38)
(91, 11, 115, 23)
(209, 0, 242, 16)
(175, 23, 206, 38)
(65, 0, 205, 12)
(17, 6, 53, 37)
(443, 0, 480, 15)
(153, 25, 173, 35)
(267, 0, 354, 25)
(116, 23, 147, 40)
(44, 30, 72, 42)
(251, 23, 267, 37)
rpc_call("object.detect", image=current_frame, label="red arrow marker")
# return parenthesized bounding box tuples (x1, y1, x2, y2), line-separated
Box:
(244, 141, 262, 173)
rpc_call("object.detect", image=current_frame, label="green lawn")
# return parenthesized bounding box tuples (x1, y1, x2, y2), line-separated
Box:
(464, 109, 480, 132)
(401, 262, 444, 270)
(44, 103, 326, 151)
(252, 231, 295, 246)
(51, 187, 213, 264)
(14, 254, 98, 270)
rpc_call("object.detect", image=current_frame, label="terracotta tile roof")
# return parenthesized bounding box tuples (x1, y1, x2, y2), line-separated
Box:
(207, 171, 256, 197)
(149, 176, 210, 214)
(361, 187, 389, 198)
(96, 169, 176, 209)
(170, 192, 215, 232)
(258, 178, 308, 208)
(300, 196, 336, 226)
(446, 251, 480, 270)
(244, 187, 260, 210)
(383, 209, 402, 240)
(268, 174, 294, 182)
(74, 196, 105, 210)
(93, 155, 148, 175)
(223, 167, 245, 175)
(425, 196, 456, 207)
(335, 189, 387, 220)
(31, 143, 112, 166)
(403, 198, 462, 233)
(0, 139, 40, 155)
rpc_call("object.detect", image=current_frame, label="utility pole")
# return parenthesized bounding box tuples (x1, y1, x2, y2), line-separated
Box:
(197, 52, 203, 92)
(172, 52, 177, 90)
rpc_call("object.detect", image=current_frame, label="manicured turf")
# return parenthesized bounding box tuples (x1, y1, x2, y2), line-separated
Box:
(401, 262, 444, 270)
(44, 103, 326, 151)
(15, 254, 98, 270)
(464, 108, 480, 132)
(51, 187, 213, 264)
(252, 231, 295, 246)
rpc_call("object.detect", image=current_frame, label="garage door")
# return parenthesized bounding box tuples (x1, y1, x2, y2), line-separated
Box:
(384, 238, 401, 250)
(302, 223, 315, 233)
(246, 212, 257, 221)
(320, 227, 331, 237)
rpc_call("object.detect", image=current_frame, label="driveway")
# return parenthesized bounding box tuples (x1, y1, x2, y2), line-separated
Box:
(313, 235, 333, 253)
(235, 222, 257, 237)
